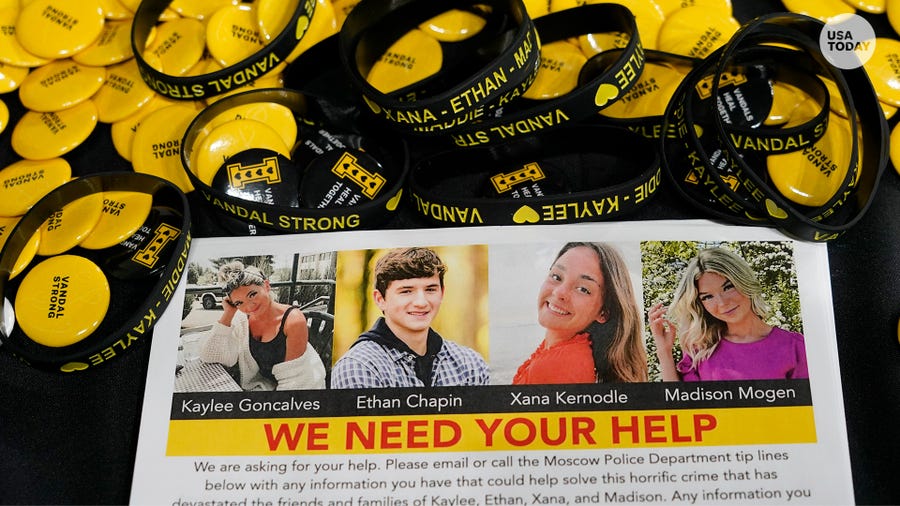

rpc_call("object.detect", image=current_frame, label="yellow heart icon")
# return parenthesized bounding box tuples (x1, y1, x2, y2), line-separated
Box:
(594, 83, 619, 107)
(60, 361, 89, 373)
(512, 205, 540, 224)
(764, 198, 788, 219)
(294, 15, 310, 40)
(386, 189, 403, 211)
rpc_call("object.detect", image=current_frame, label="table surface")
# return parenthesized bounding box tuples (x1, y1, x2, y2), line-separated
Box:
(2, 1, 900, 504)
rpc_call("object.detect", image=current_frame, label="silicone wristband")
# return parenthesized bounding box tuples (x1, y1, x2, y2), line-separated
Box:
(180, 88, 409, 234)
(408, 125, 661, 226)
(0, 172, 191, 372)
(131, 0, 316, 100)
(339, 0, 541, 132)
(660, 13, 888, 242)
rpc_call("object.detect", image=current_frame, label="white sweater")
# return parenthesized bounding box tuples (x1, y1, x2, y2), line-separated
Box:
(199, 311, 326, 391)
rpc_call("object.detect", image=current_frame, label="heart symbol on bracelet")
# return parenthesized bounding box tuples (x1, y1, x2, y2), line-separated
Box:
(512, 205, 540, 224)
(764, 198, 788, 219)
(594, 83, 619, 107)
(386, 189, 403, 211)
(60, 361, 89, 373)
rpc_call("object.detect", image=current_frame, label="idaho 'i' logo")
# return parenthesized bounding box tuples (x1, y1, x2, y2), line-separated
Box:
(227, 157, 281, 189)
(490, 162, 546, 193)
(331, 152, 386, 199)
(133, 224, 180, 269)
(694, 71, 748, 99)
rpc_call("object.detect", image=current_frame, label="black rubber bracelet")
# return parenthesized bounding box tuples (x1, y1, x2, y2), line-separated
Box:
(131, 0, 315, 100)
(0, 172, 191, 372)
(408, 124, 661, 226)
(339, 0, 540, 132)
(181, 88, 409, 234)
(660, 13, 888, 242)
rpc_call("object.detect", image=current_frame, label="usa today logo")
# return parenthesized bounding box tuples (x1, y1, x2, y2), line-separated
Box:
(820, 13, 876, 69)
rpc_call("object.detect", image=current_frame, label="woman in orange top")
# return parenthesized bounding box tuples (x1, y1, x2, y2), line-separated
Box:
(513, 242, 648, 384)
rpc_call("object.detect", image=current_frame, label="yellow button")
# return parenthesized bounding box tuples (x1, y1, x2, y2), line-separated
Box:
(38, 193, 105, 256)
(0, 7, 52, 67)
(420, 9, 487, 42)
(863, 37, 900, 107)
(0, 158, 72, 217)
(0, 61, 29, 93)
(599, 59, 689, 118)
(15, 254, 110, 348)
(657, 5, 740, 58)
(366, 28, 443, 94)
(822, 77, 849, 117)
(72, 18, 134, 66)
(142, 17, 206, 76)
(131, 104, 199, 193)
(767, 112, 853, 207)
(522, 40, 587, 99)
(554, 0, 664, 51)
(193, 118, 292, 185)
(170, 0, 239, 20)
(889, 0, 900, 35)
(653, 0, 734, 17)
(110, 94, 179, 161)
(206, 102, 298, 154)
(844, 0, 885, 13)
(11, 100, 99, 160)
(889, 118, 900, 176)
(523, 0, 551, 18)
(99, 0, 133, 19)
(206, 4, 267, 67)
(781, 0, 855, 22)
(882, 100, 898, 120)
(18, 59, 106, 112)
(766, 82, 802, 126)
(15, 0, 105, 59)
(79, 191, 153, 249)
(0, 98, 6, 135)
(92, 58, 157, 123)
(0, 215, 40, 279)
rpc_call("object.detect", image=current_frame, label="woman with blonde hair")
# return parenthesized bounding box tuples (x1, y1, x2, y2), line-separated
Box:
(200, 260, 326, 390)
(513, 242, 648, 384)
(650, 247, 808, 381)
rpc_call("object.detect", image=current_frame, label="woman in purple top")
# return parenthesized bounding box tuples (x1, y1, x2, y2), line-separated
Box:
(649, 247, 808, 381)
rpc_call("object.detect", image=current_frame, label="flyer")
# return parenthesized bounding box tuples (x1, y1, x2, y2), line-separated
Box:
(130, 220, 854, 505)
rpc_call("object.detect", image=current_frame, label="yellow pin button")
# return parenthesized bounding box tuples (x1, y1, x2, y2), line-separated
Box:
(863, 37, 900, 107)
(110, 94, 179, 161)
(420, 9, 487, 42)
(0, 7, 52, 67)
(79, 191, 153, 250)
(0, 98, 6, 135)
(170, 0, 239, 20)
(72, 19, 134, 67)
(0, 158, 72, 217)
(882, 101, 898, 120)
(781, 0, 855, 22)
(99, 0, 133, 20)
(142, 17, 206, 76)
(366, 28, 443, 93)
(888, 118, 900, 176)
(553, 0, 664, 50)
(131, 104, 199, 193)
(15, 255, 110, 347)
(206, 4, 267, 67)
(658, 6, 740, 58)
(15, 0, 105, 59)
(766, 82, 802, 126)
(522, 41, 587, 99)
(11, 100, 98, 160)
(193, 118, 292, 186)
(207, 102, 298, 152)
(38, 193, 105, 256)
(653, 0, 734, 16)
(523, 0, 551, 18)
(600, 60, 689, 118)
(843, 0, 885, 13)
(18, 59, 106, 112)
(92, 59, 157, 123)
(767, 112, 853, 207)
(0, 215, 40, 279)
(0, 61, 29, 94)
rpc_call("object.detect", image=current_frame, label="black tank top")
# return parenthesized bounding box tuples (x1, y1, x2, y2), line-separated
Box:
(249, 306, 298, 382)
